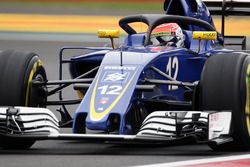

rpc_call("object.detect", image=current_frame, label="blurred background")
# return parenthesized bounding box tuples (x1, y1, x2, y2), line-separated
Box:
(0, 0, 249, 37)
(0, 0, 163, 34)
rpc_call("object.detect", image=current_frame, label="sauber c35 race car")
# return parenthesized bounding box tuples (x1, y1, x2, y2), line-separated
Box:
(0, 0, 250, 151)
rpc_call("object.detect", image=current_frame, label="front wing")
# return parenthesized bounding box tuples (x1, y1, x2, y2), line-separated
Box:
(0, 107, 232, 145)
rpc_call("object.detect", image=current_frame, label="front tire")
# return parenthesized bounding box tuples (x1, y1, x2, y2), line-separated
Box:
(200, 53, 250, 151)
(0, 50, 47, 149)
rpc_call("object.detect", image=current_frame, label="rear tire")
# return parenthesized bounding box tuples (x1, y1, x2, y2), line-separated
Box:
(200, 53, 250, 151)
(0, 50, 47, 149)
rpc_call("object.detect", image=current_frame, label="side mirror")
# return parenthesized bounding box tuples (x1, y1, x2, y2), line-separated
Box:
(192, 31, 217, 53)
(97, 29, 120, 49)
(98, 29, 120, 38)
(192, 31, 217, 40)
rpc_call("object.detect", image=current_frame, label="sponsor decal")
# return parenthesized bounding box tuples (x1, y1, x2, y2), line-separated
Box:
(97, 107, 104, 111)
(209, 112, 231, 140)
(104, 65, 136, 71)
(99, 97, 109, 105)
(102, 72, 129, 82)
(150, 47, 162, 52)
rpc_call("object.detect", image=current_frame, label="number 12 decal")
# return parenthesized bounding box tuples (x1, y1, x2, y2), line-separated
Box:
(98, 85, 122, 95)
(166, 57, 179, 91)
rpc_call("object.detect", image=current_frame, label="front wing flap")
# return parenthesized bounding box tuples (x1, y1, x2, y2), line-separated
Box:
(0, 107, 232, 145)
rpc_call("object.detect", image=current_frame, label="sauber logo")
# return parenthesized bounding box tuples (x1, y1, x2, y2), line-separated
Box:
(103, 72, 128, 82)
(104, 66, 136, 71)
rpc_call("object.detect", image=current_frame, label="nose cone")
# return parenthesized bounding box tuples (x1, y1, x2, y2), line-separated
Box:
(76, 64, 143, 133)
(73, 51, 158, 134)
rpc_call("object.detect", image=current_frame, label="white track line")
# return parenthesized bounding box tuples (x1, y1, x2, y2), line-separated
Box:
(132, 154, 250, 167)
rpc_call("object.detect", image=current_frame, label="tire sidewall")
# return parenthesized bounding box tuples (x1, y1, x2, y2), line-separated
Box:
(201, 53, 250, 151)
(23, 56, 47, 107)
(237, 56, 250, 146)
(0, 50, 47, 149)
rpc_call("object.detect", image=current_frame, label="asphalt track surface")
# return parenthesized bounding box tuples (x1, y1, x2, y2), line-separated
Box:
(0, 35, 250, 167)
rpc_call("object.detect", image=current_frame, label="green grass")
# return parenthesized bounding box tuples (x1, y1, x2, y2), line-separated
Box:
(0, 2, 162, 12)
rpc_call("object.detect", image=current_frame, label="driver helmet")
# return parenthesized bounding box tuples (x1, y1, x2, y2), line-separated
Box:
(150, 23, 185, 47)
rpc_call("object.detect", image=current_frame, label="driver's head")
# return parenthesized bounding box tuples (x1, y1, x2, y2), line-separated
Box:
(150, 23, 185, 47)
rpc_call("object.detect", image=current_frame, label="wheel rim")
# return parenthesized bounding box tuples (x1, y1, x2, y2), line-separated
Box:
(245, 64, 250, 136)
(25, 59, 45, 106)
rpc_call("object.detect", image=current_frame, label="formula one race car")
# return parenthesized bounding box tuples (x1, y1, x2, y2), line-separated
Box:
(0, 0, 250, 151)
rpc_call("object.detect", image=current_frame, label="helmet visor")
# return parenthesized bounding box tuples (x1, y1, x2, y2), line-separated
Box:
(150, 33, 176, 46)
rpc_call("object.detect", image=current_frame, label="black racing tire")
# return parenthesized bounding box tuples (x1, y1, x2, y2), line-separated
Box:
(200, 53, 250, 151)
(0, 50, 47, 149)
